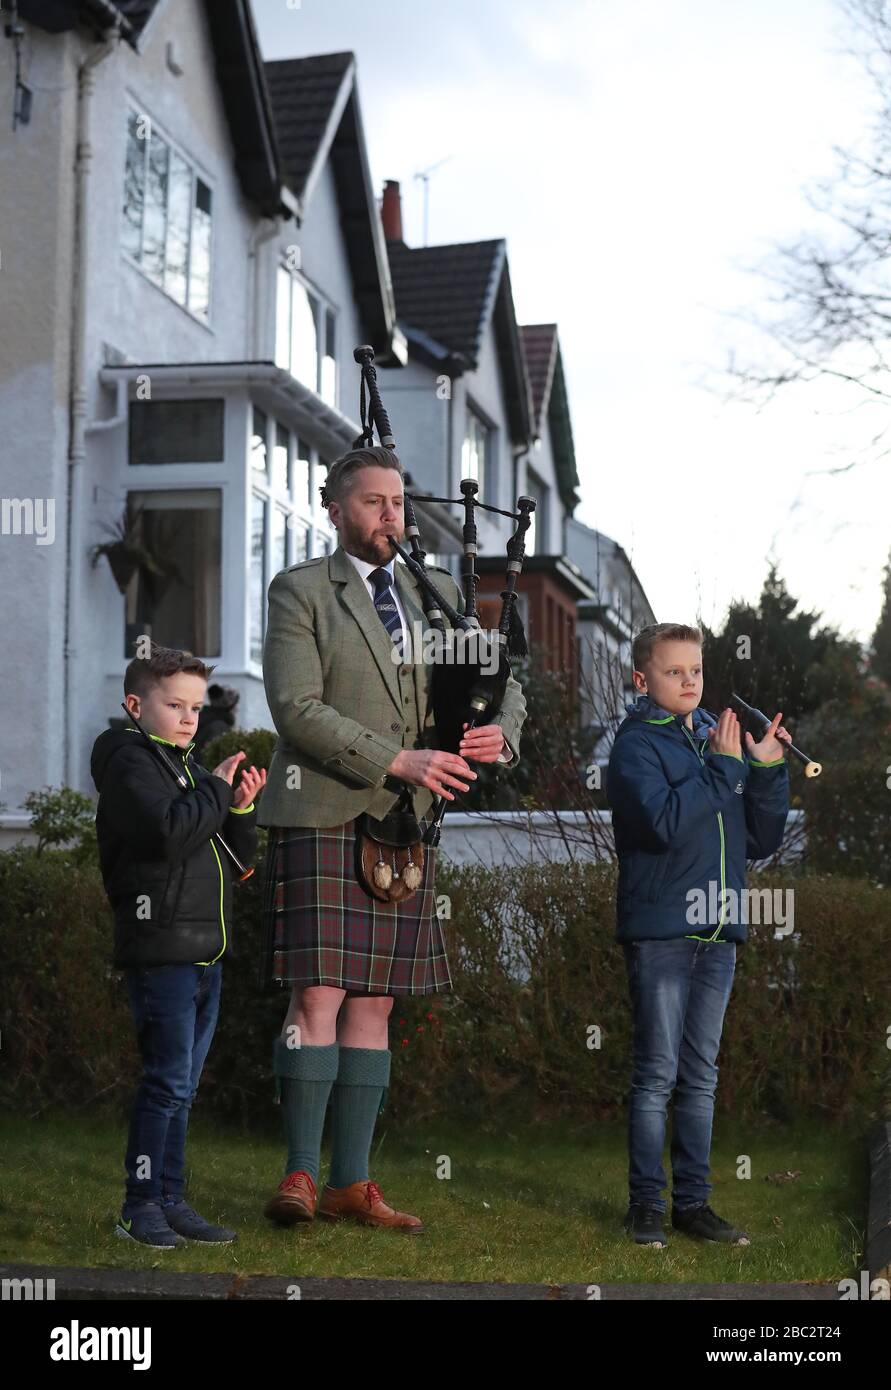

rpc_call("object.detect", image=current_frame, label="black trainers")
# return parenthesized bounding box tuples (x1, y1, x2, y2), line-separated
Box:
(162, 1199, 236, 1244)
(115, 1201, 187, 1249)
(623, 1203, 668, 1247)
(672, 1202, 750, 1244)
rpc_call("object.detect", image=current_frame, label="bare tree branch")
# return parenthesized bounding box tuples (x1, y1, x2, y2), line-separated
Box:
(724, 0, 891, 446)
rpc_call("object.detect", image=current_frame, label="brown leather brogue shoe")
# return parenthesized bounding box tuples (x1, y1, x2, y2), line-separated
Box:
(318, 1179, 423, 1233)
(263, 1170, 317, 1225)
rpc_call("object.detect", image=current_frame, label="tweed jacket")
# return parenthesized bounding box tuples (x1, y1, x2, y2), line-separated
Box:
(258, 544, 527, 827)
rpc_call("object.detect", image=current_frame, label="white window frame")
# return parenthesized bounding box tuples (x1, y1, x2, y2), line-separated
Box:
(525, 466, 549, 556)
(121, 98, 215, 327)
(460, 399, 494, 499)
(247, 405, 336, 675)
(274, 262, 339, 408)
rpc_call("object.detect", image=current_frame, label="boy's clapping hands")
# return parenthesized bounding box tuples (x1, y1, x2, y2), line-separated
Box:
(707, 708, 792, 762)
(745, 710, 792, 762)
(212, 750, 267, 808)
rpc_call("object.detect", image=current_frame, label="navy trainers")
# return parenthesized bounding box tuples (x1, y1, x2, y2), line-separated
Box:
(623, 1203, 668, 1247)
(672, 1202, 750, 1244)
(115, 1201, 187, 1249)
(162, 1199, 236, 1244)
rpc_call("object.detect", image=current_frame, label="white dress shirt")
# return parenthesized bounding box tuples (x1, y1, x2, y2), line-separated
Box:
(344, 548, 513, 765)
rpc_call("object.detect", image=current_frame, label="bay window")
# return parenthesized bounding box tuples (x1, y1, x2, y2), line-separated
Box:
(248, 405, 334, 667)
(274, 264, 338, 407)
(124, 489, 221, 657)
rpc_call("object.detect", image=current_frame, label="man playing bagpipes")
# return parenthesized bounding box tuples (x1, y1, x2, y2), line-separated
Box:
(258, 443, 528, 1232)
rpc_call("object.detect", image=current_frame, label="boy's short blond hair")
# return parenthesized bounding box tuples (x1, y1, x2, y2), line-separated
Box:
(632, 623, 703, 673)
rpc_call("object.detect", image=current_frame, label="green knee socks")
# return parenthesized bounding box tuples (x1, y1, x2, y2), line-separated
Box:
(272, 1037, 340, 1184)
(327, 1047, 392, 1189)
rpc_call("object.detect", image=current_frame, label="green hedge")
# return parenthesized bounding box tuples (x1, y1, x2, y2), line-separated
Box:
(801, 756, 891, 882)
(1, 841, 888, 1128)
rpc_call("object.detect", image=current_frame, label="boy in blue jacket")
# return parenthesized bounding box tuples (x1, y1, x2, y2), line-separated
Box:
(606, 623, 790, 1248)
(91, 645, 265, 1250)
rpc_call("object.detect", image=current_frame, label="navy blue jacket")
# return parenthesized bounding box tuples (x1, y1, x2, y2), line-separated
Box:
(91, 727, 258, 968)
(606, 695, 790, 943)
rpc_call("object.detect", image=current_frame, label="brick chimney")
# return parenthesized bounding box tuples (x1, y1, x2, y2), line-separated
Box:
(381, 179, 404, 243)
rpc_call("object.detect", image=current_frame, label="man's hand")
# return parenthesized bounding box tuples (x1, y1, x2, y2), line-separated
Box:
(387, 748, 478, 801)
(745, 711, 792, 763)
(458, 722, 506, 764)
(708, 708, 742, 759)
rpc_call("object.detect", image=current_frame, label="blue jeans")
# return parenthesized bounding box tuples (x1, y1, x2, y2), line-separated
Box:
(122, 963, 222, 1209)
(622, 938, 736, 1212)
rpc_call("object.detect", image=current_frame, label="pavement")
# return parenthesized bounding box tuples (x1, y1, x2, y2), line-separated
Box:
(0, 1264, 847, 1300)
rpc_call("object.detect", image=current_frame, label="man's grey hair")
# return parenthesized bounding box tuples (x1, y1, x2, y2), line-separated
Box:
(319, 445, 404, 509)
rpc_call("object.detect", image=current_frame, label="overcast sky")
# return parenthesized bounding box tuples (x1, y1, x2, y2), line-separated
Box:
(254, 0, 890, 646)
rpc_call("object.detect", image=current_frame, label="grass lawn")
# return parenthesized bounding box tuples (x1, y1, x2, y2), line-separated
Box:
(0, 1111, 866, 1287)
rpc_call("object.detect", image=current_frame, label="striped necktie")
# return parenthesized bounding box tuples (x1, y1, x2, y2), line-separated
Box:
(368, 566, 403, 658)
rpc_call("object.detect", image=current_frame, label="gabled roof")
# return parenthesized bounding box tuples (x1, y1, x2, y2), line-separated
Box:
(264, 53, 405, 365)
(264, 52, 353, 208)
(520, 323, 580, 516)
(19, 0, 287, 215)
(521, 323, 558, 429)
(386, 238, 532, 443)
(18, 6, 403, 362)
(17, 0, 160, 48)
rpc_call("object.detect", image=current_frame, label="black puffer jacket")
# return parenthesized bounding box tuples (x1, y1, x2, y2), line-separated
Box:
(90, 727, 258, 968)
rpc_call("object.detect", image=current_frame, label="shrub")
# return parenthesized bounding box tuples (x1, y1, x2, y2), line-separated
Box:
(2, 840, 887, 1129)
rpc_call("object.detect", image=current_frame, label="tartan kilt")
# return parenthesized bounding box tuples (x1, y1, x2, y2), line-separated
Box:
(260, 815, 453, 996)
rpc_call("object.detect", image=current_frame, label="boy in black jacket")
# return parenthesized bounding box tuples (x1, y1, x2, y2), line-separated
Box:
(91, 645, 264, 1249)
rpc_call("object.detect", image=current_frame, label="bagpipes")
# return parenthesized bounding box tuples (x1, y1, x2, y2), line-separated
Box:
(120, 702, 254, 879)
(347, 344, 534, 851)
(730, 692, 823, 778)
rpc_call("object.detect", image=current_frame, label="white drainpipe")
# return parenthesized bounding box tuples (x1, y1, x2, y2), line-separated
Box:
(63, 22, 121, 790)
(248, 218, 281, 358)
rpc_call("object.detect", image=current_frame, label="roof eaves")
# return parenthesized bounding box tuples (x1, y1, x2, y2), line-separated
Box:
(343, 84, 401, 358)
(401, 323, 469, 376)
(548, 344, 581, 514)
(491, 256, 533, 444)
(201, 0, 287, 216)
(474, 239, 506, 365)
(294, 55, 356, 221)
(538, 328, 559, 433)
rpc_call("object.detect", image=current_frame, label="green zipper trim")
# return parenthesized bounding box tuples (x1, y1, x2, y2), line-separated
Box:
(680, 722, 725, 943)
(183, 757, 227, 966)
(644, 716, 675, 724)
(124, 727, 196, 752)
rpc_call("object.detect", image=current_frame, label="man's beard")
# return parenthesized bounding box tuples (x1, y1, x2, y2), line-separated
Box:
(341, 521, 401, 564)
